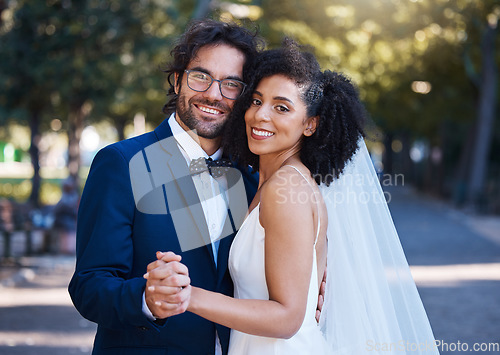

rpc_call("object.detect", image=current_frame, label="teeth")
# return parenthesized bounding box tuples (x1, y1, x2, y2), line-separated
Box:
(252, 128, 274, 137)
(199, 106, 222, 115)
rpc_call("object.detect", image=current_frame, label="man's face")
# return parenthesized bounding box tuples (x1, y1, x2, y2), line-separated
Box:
(175, 44, 246, 139)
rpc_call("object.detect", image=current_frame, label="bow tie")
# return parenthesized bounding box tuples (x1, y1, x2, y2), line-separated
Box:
(189, 157, 233, 178)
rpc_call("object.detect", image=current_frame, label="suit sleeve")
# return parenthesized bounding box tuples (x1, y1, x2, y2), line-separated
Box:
(68, 145, 159, 330)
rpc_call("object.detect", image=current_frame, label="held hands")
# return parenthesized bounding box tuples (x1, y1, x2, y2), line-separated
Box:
(315, 267, 327, 323)
(144, 251, 191, 319)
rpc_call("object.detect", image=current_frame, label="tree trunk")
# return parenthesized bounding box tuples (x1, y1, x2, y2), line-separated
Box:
(435, 125, 447, 197)
(382, 132, 393, 175)
(115, 116, 126, 142)
(68, 101, 92, 183)
(400, 132, 412, 183)
(423, 148, 434, 193)
(467, 23, 498, 209)
(28, 110, 41, 207)
(453, 120, 476, 206)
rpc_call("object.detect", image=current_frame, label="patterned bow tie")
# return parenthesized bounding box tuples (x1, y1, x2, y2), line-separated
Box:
(189, 157, 233, 178)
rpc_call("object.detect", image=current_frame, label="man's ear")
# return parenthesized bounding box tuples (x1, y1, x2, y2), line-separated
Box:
(303, 116, 319, 137)
(173, 72, 180, 94)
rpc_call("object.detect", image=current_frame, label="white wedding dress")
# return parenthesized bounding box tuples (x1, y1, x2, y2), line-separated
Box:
(227, 166, 329, 355)
(226, 141, 439, 354)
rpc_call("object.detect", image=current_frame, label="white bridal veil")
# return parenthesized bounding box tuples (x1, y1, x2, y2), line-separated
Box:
(318, 139, 439, 355)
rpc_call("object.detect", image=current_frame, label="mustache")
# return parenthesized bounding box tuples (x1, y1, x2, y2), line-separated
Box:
(190, 98, 230, 112)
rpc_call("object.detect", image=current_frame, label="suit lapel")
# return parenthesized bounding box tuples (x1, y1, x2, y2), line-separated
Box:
(151, 121, 216, 271)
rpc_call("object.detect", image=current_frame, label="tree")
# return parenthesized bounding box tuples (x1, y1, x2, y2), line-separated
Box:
(0, 0, 182, 204)
(238, 0, 499, 206)
(0, 1, 57, 207)
(464, 10, 498, 209)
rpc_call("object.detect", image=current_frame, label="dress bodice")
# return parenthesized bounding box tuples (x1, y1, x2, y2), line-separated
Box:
(228, 196, 328, 354)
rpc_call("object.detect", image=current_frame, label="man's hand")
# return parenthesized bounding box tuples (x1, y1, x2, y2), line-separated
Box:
(144, 251, 191, 319)
(315, 267, 327, 323)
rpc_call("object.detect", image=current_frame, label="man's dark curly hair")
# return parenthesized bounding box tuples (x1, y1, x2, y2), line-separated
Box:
(161, 19, 264, 115)
(223, 39, 366, 185)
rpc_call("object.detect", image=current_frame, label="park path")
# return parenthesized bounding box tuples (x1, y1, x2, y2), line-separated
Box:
(0, 256, 96, 354)
(388, 186, 500, 354)
(0, 185, 499, 354)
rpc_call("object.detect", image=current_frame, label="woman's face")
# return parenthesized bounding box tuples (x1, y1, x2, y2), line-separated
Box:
(245, 74, 316, 158)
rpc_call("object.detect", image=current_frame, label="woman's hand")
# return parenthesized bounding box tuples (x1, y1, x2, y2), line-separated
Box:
(316, 267, 327, 322)
(144, 251, 191, 319)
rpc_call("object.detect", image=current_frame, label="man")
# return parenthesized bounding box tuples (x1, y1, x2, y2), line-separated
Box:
(69, 19, 262, 354)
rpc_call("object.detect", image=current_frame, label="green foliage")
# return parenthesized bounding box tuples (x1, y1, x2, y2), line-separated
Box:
(0, 178, 63, 205)
(252, 0, 499, 143)
(217, 0, 499, 206)
(0, 0, 498, 207)
(0, 0, 188, 130)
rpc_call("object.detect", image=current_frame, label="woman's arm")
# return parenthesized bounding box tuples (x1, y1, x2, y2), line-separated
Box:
(187, 170, 317, 338)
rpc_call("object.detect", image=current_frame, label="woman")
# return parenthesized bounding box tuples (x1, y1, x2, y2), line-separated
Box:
(155, 40, 438, 354)
(185, 40, 349, 353)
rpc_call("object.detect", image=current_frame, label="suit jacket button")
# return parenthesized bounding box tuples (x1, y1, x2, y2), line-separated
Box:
(139, 326, 148, 331)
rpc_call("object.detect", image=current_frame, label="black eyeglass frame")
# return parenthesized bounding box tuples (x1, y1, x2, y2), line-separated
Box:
(184, 70, 247, 100)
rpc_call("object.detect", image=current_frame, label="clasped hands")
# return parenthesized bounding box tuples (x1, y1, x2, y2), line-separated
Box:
(144, 251, 326, 321)
(144, 251, 191, 320)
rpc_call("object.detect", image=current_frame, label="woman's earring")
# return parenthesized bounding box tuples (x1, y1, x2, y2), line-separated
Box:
(305, 117, 318, 136)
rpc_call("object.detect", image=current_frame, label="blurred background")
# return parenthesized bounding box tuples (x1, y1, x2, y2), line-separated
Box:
(0, 0, 499, 354)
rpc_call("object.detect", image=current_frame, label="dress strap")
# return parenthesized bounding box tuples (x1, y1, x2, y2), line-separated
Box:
(282, 165, 321, 245)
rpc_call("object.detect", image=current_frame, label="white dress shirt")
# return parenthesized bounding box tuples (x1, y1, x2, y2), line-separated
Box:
(142, 113, 227, 355)
(168, 113, 229, 254)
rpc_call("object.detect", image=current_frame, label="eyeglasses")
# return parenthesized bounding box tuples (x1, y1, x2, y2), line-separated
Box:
(184, 70, 247, 100)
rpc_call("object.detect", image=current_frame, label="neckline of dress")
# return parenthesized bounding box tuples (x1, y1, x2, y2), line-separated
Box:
(247, 202, 260, 218)
(234, 202, 262, 238)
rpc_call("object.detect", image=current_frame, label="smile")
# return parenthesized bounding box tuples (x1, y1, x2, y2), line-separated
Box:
(197, 105, 223, 115)
(252, 128, 274, 137)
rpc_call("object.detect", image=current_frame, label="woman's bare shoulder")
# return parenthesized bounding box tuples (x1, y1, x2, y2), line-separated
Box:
(259, 164, 318, 219)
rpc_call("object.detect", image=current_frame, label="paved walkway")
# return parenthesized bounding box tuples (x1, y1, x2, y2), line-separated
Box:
(387, 186, 500, 355)
(0, 256, 96, 354)
(0, 185, 499, 354)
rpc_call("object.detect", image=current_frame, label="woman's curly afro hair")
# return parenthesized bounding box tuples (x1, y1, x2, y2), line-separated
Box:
(223, 38, 366, 185)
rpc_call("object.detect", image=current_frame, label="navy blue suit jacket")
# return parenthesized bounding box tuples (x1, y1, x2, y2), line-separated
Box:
(68, 118, 258, 354)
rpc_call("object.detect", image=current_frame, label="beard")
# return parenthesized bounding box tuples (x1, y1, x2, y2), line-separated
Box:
(176, 92, 230, 139)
